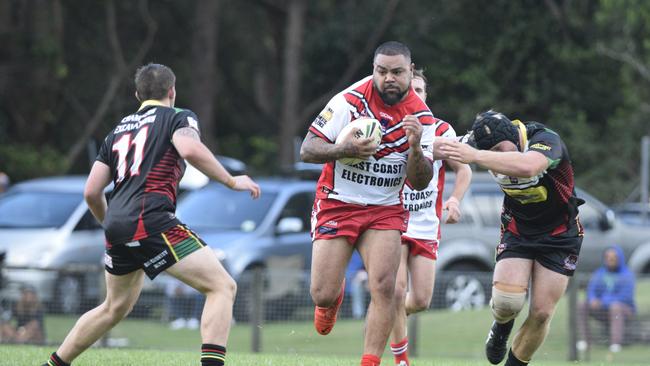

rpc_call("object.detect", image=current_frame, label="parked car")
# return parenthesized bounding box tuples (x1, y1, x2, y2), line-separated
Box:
(176, 177, 316, 321)
(613, 202, 650, 226)
(0, 176, 105, 313)
(178, 168, 650, 317)
(0, 156, 244, 315)
(436, 172, 650, 311)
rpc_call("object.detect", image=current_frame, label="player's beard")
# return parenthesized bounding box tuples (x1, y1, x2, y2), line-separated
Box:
(375, 83, 408, 106)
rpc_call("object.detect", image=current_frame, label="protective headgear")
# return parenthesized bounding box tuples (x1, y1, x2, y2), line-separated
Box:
(469, 110, 520, 150)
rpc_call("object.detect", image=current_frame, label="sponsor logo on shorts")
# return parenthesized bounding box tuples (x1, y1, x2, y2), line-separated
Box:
(125, 241, 140, 247)
(104, 253, 113, 268)
(496, 243, 507, 256)
(325, 220, 338, 227)
(318, 226, 338, 235)
(144, 250, 169, 269)
(563, 254, 578, 271)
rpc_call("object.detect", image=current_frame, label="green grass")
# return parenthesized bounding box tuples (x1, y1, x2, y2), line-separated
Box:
(3, 345, 648, 366)
(14, 280, 650, 365)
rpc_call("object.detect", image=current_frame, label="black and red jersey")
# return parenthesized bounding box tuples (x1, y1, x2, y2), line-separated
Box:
(492, 122, 584, 237)
(97, 100, 200, 245)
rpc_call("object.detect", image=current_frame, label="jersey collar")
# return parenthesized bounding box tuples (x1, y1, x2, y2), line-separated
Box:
(512, 119, 528, 151)
(138, 99, 168, 111)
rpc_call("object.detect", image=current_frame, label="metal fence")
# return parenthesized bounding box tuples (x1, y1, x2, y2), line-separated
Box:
(1, 265, 648, 363)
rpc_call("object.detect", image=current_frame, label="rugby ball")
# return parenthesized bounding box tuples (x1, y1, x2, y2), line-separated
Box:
(335, 117, 383, 165)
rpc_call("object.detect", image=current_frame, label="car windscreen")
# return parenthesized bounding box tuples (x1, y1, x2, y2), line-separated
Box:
(0, 191, 82, 228)
(177, 186, 277, 231)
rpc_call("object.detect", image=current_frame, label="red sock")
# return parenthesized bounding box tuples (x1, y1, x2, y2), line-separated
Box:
(390, 337, 409, 365)
(361, 354, 381, 366)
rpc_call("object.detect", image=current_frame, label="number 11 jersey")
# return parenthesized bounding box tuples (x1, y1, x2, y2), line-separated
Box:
(97, 100, 200, 245)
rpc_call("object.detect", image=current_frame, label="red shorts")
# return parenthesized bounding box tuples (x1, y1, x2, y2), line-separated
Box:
(401, 235, 439, 260)
(311, 198, 408, 245)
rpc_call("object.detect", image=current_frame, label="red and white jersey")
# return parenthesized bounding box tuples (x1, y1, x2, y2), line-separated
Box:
(402, 121, 457, 240)
(309, 76, 435, 206)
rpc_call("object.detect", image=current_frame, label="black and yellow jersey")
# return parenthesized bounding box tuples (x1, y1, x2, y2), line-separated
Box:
(97, 100, 200, 245)
(491, 122, 583, 237)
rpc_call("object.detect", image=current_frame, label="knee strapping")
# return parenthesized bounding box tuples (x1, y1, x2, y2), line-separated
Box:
(490, 286, 527, 323)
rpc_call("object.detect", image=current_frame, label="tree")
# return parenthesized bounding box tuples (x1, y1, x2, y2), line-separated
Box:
(189, 0, 220, 150)
(63, 0, 157, 171)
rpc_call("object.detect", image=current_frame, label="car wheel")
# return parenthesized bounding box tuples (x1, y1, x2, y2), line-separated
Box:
(439, 263, 491, 311)
(55, 275, 84, 314)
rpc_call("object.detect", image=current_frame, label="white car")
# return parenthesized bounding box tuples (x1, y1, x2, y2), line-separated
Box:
(0, 176, 105, 313)
(0, 157, 245, 314)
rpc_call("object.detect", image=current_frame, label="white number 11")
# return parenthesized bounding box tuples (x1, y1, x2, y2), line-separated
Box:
(112, 127, 149, 182)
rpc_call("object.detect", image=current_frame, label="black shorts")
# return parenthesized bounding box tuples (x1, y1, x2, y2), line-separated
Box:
(104, 224, 206, 279)
(495, 226, 583, 276)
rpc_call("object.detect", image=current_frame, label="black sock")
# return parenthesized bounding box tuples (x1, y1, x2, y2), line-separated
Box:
(504, 348, 528, 366)
(46, 352, 71, 366)
(201, 344, 226, 366)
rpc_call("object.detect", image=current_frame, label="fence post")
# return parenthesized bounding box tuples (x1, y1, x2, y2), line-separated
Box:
(408, 313, 418, 357)
(251, 267, 264, 353)
(567, 275, 578, 361)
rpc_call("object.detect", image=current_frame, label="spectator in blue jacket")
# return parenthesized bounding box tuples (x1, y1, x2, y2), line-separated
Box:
(577, 245, 636, 353)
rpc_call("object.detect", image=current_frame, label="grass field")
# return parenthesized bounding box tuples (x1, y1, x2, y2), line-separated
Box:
(2, 344, 649, 366)
(3, 281, 649, 365)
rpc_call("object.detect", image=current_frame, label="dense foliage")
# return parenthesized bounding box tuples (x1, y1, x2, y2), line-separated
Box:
(1, 0, 648, 203)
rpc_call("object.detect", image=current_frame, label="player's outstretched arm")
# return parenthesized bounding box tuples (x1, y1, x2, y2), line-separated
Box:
(300, 131, 376, 164)
(84, 161, 112, 223)
(438, 139, 549, 178)
(172, 127, 260, 198)
(443, 159, 472, 224)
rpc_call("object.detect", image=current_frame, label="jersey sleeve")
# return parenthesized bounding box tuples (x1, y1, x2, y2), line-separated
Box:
(96, 135, 112, 165)
(170, 109, 201, 139)
(438, 122, 457, 139)
(308, 93, 352, 143)
(527, 130, 563, 169)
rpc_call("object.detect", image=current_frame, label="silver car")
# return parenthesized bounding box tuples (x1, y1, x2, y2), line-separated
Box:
(0, 176, 105, 313)
(0, 158, 249, 314)
(436, 171, 650, 311)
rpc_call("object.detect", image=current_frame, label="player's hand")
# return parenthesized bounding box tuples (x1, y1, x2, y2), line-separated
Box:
(443, 197, 461, 224)
(403, 115, 423, 148)
(231, 175, 261, 199)
(438, 139, 478, 164)
(432, 137, 458, 160)
(341, 129, 379, 160)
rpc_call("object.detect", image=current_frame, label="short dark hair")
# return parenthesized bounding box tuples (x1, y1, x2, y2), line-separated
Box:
(134, 63, 176, 101)
(413, 68, 427, 85)
(374, 41, 411, 62)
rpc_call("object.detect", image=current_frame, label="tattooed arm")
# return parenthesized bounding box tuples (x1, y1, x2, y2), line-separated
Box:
(300, 130, 377, 164)
(172, 127, 260, 197)
(404, 115, 433, 190)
